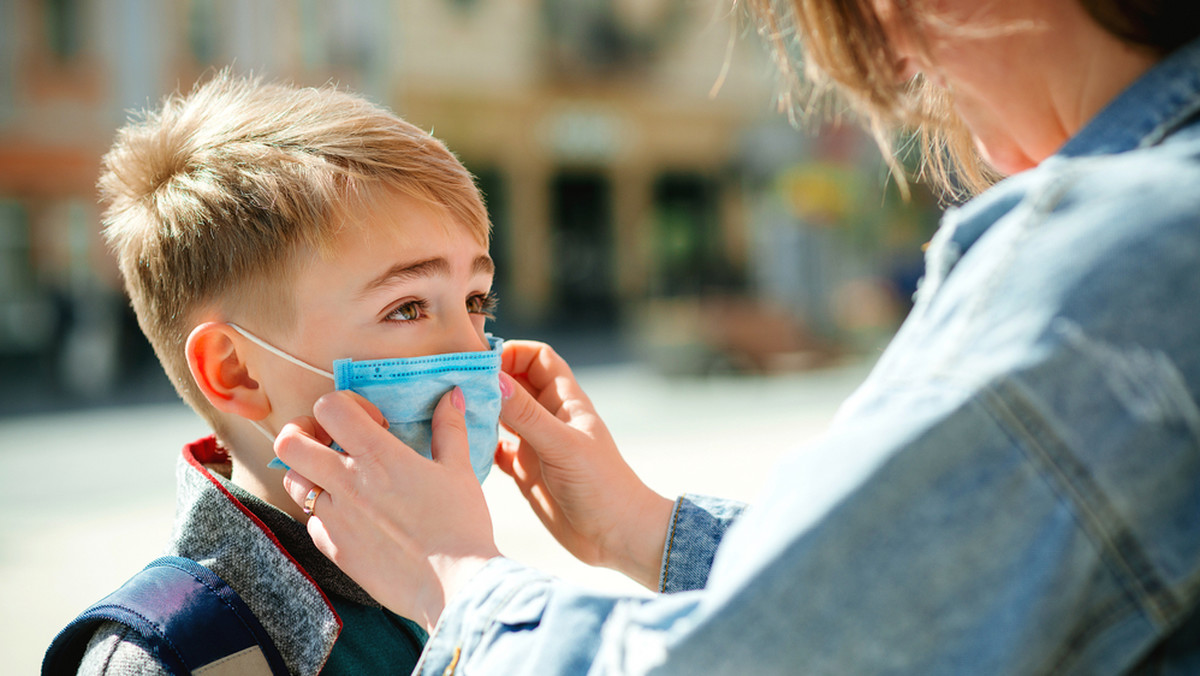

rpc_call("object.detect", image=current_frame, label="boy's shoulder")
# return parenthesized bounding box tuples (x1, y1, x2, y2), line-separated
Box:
(43, 556, 288, 676)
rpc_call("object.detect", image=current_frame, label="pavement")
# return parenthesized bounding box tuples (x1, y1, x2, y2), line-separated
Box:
(0, 356, 874, 674)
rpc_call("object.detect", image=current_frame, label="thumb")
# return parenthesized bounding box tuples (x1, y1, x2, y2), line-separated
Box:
(498, 372, 579, 461)
(431, 386, 472, 471)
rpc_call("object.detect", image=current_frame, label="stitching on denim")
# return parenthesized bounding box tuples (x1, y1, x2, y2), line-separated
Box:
(973, 382, 1169, 671)
(443, 563, 546, 672)
(937, 171, 1071, 372)
(413, 562, 519, 676)
(1045, 591, 1141, 673)
(980, 379, 1179, 627)
(442, 646, 462, 675)
(660, 496, 686, 593)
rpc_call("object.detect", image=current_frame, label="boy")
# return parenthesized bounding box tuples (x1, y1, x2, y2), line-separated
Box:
(53, 71, 499, 674)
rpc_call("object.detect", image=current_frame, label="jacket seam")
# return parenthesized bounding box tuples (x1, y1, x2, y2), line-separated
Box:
(659, 496, 686, 593)
(979, 379, 1179, 626)
(417, 561, 533, 676)
(939, 174, 1069, 372)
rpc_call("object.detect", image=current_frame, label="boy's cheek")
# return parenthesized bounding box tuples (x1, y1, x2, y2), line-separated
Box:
(269, 376, 337, 422)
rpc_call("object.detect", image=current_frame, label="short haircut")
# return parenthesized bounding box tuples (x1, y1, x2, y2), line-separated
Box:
(745, 0, 1200, 199)
(100, 69, 489, 421)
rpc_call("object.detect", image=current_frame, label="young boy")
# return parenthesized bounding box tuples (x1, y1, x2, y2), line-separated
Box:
(53, 71, 499, 674)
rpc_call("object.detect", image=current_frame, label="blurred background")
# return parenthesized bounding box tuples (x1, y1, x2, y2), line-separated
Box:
(0, 0, 944, 671)
(0, 0, 942, 409)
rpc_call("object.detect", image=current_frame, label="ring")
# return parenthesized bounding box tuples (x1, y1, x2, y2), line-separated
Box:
(303, 486, 324, 516)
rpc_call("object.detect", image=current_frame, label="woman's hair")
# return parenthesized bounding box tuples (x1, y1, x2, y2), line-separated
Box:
(100, 69, 489, 418)
(744, 0, 1200, 199)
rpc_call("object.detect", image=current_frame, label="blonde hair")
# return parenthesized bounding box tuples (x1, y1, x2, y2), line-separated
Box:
(744, 0, 999, 200)
(99, 70, 489, 420)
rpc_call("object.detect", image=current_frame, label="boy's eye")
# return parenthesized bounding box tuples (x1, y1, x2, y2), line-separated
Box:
(467, 291, 498, 319)
(386, 299, 427, 322)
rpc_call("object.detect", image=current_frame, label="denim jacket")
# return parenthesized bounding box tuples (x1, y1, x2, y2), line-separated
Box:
(415, 38, 1200, 675)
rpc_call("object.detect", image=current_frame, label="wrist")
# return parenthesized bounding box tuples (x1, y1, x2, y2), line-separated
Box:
(603, 491, 675, 590)
(418, 549, 501, 631)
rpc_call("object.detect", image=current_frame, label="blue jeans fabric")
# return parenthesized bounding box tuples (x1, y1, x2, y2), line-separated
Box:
(658, 495, 745, 594)
(414, 38, 1200, 675)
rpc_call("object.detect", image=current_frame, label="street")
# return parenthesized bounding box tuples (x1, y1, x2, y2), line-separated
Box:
(0, 358, 873, 674)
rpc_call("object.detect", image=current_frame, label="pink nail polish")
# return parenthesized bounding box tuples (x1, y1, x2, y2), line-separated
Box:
(498, 372, 514, 400)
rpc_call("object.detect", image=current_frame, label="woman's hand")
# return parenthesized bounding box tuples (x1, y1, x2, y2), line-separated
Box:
(276, 388, 500, 630)
(496, 340, 674, 590)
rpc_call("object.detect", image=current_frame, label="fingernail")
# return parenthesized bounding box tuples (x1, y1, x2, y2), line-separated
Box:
(451, 386, 465, 412)
(498, 372, 515, 400)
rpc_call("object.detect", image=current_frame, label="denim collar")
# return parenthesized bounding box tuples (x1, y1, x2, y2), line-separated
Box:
(1058, 35, 1200, 158)
(931, 37, 1200, 271)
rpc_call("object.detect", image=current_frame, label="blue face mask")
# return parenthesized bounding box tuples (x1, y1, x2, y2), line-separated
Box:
(230, 325, 502, 483)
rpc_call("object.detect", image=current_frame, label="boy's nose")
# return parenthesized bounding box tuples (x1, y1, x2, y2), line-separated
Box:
(441, 314, 490, 354)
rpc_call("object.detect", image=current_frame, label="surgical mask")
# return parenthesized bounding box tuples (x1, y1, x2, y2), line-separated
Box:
(229, 324, 502, 483)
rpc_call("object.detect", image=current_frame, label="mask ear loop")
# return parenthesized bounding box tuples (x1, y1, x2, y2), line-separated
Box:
(226, 323, 336, 448)
(227, 323, 336, 380)
(249, 419, 278, 443)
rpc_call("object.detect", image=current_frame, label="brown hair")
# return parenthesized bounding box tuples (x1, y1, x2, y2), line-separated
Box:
(99, 70, 489, 421)
(745, 0, 1200, 199)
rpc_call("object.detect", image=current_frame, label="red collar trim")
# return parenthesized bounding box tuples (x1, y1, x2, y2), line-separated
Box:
(184, 435, 229, 464)
(181, 435, 341, 631)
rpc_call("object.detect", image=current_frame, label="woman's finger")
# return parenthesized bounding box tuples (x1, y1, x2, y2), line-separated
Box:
(311, 390, 403, 461)
(343, 390, 390, 429)
(494, 439, 558, 525)
(502, 341, 594, 415)
(492, 437, 519, 477)
(493, 437, 542, 487)
(275, 415, 357, 496)
(275, 414, 332, 448)
(498, 372, 582, 460)
(282, 468, 318, 507)
(304, 513, 339, 563)
(430, 387, 472, 472)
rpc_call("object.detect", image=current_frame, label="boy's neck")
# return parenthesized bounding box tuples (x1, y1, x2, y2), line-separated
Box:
(218, 425, 310, 523)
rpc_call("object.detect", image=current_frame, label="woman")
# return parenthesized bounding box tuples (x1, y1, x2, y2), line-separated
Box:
(277, 0, 1200, 672)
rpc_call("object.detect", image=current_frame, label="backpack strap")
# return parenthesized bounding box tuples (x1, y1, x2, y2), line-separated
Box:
(43, 556, 289, 676)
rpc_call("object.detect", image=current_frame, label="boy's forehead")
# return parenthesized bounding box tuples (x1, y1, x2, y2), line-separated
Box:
(310, 190, 490, 275)
(328, 186, 486, 250)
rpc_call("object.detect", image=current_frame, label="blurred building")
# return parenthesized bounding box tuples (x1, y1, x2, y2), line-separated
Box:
(0, 0, 938, 405)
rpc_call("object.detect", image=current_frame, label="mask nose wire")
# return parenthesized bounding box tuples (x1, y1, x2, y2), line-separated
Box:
(227, 323, 336, 381)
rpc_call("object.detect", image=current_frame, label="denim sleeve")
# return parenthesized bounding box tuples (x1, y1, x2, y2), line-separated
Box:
(658, 494, 745, 594)
(413, 369, 1200, 675)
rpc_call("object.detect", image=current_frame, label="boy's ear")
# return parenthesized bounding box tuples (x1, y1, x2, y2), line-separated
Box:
(186, 322, 271, 420)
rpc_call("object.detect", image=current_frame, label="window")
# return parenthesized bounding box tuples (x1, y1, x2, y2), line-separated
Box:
(652, 172, 733, 295)
(44, 0, 83, 62)
(0, 200, 56, 353)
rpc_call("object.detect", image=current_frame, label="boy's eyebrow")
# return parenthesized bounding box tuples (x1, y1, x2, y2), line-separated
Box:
(472, 255, 495, 276)
(360, 255, 495, 297)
